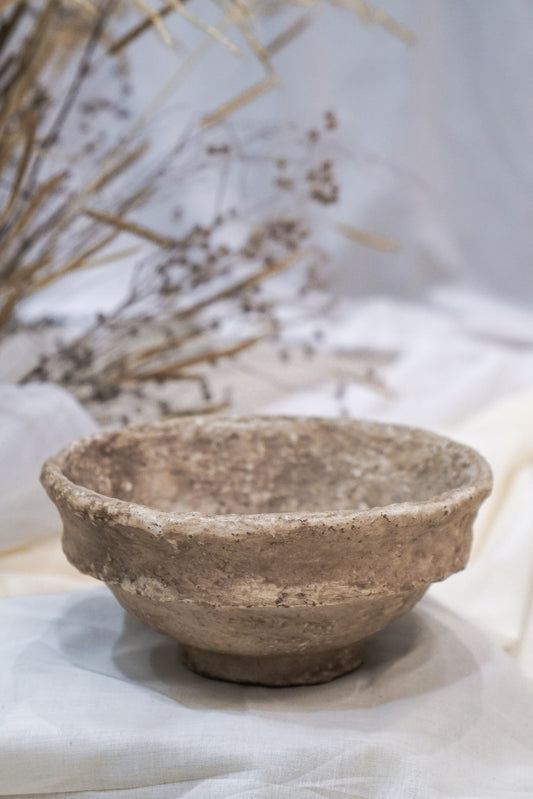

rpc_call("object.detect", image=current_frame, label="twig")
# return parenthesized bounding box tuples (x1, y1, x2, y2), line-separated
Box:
(107, 4, 174, 55)
(83, 207, 177, 249)
(202, 74, 280, 129)
(88, 143, 148, 195)
(118, 335, 263, 382)
(174, 247, 313, 321)
(162, 400, 229, 417)
(129, 0, 173, 46)
(165, 0, 241, 56)
(27, 228, 119, 291)
(124, 326, 204, 368)
(0, 171, 67, 277)
(0, 2, 27, 53)
(265, 14, 312, 55)
(0, 108, 37, 224)
(327, 0, 416, 45)
(0, 286, 18, 329)
(336, 222, 400, 251)
(25, 0, 116, 193)
(0, 0, 57, 139)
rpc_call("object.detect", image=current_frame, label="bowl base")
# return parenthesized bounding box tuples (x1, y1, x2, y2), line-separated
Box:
(180, 642, 365, 686)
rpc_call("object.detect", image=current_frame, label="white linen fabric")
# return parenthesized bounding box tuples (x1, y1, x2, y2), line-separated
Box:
(431, 394, 533, 681)
(264, 295, 533, 680)
(2, 293, 533, 797)
(0, 588, 532, 798)
(273, 292, 533, 428)
(0, 383, 96, 554)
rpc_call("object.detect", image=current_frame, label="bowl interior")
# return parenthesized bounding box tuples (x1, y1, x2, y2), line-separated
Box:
(60, 417, 483, 516)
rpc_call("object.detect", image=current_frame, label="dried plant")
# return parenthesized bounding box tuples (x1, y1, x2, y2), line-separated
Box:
(0, 0, 411, 422)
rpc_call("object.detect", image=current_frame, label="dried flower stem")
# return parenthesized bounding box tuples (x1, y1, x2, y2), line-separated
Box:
(1, 171, 67, 276)
(129, 0, 173, 46)
(118, 334, 263, 382)
(327, 0, 415, 45)
(0, 3, 27, 60)
(28, 229, 120, 292)
(202, 74, 280, 128)
(83, 207, 177, 249)
(0, 285, 18, 328)
(0, 108, 37, 224)
(88, 143, 148, 195)
(336, 222, 400, 252)
(125, 326, 204, 368)
(175, 247, 313, 321)
(163, 401, 229, 417)
(107, 3, 174, 55)
(0, 0, 56, 139)
(165, 0, 242, 56)
(265, 14, 312, 56)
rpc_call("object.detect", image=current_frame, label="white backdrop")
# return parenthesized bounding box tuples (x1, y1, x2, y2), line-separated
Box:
(129, 0, 533, 302)
(278, 0, 533, 304)
(21, 0, 533, 324)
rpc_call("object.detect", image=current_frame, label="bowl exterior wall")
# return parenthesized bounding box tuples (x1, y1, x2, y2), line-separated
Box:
(109, 581, 427, 656)
(52, 496, 479, 657)
(56, 498, 479, 601)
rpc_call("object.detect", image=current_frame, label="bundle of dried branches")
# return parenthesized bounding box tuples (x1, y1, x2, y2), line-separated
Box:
(0, 0, 411, 422)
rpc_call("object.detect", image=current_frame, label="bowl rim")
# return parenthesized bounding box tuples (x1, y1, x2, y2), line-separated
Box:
(40, 415, 493, 537)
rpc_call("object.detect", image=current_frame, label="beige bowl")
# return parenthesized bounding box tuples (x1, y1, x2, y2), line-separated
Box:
(41, 416, 492, 686)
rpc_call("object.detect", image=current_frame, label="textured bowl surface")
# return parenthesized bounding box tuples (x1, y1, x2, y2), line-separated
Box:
(41, 416, 492, 686)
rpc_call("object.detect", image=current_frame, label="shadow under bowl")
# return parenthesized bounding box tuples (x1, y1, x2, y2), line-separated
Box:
(41, 416, 492, 686)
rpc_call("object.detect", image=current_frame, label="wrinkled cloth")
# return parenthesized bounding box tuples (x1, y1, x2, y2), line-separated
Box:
(0, 383, 96, 554)
(430, 393, 533, 681)
(264, 295, 533, 679)
(2, 294, 533, 798)
(0, 535, 98, 598)
(0, 588, 532, 798)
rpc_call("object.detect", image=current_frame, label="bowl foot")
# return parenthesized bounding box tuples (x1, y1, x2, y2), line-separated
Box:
(179, 642, 364, 686)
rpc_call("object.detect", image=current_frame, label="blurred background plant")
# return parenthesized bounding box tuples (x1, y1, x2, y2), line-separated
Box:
(0, 0, 411, 424)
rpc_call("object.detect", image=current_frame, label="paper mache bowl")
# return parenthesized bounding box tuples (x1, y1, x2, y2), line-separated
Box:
(41, 415, 492, 686)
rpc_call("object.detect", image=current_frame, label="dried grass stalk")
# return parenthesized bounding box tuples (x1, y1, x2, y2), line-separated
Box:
(176, 247, 313, 321)
(327, 0, 415, 45)
(88, 143, 149, 195)
(128, 0, 173, 45)
(265, 14, 312, 55)
(1, 171, 68, 271)
(336, 222, 400, 252)
(119, 334, 263, 382)
(165, 0, 242, 55)
(28, 229, 120, 291)
(107, 3, 173, 54)
(83, 208, 177, 248)
(0, 108, 38, 224)
(202, 73, 280, 128)
(0, 0, 56, 137)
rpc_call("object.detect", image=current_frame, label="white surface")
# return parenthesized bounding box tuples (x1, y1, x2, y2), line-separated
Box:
(271, 293, 533, 427)
(0, 383, 96, 553)
(263, 295, 533, 679)
(0, 588, 532, 798)
(431, 393, 533, 681)
(2, 293, 533, 797)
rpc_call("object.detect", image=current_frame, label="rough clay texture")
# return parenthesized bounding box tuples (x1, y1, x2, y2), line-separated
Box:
(41, 416, 492, 686)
